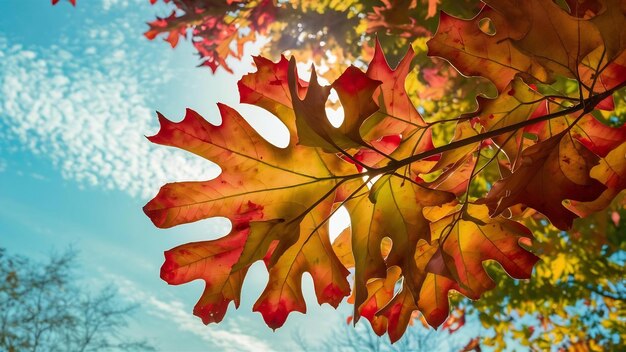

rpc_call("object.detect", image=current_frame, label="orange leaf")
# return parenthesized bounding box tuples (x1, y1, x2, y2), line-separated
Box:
(428, 5, 547, 92)
(144, 100, 354, 327)
(570, 141, 626, 216)
(420, 204, 538, 326)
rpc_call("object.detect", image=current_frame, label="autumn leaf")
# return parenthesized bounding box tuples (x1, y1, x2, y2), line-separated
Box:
(238, 55, 303, 141)
(354, 266, 403, 336)
(144, 1, 271, 73)
(537, 111, 626, 158)
(144, 11, 187, 48)
(52, 0, 76, 5)
(378, 286, 420, 342)
(484, 132, 606, 230)
(288, 57, 381, 151)
(366, 0, 430, 38)
(144, 104, 354, 328)
(143, 1, 626, 343)
(428, 0, 626, 96)
(474, 78, 548, 165)
(570, 141, 626, 216)
(144, 40, 548, 340)
(416, 203, 539, 325)
(431, 121, 479, 170)
(364, 40, 428, 142)
(160, 223, 252, 325)
(483, 0, 603, 80)
(427, 5, 548, 93)
(426, 154, 476, 196)
(344, 174, 455, 324)
(253, 201, 351, 329)
(360, 40, 438, 177)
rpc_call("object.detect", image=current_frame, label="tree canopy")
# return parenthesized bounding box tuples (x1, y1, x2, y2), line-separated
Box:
(52, 0, 626, 349)
(0, 249, 153, 352)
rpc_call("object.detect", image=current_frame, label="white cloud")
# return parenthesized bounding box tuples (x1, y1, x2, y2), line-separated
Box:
(102, 0, 141, 11)
(0, 20, 218, 198)
(111, 275, 274, 352)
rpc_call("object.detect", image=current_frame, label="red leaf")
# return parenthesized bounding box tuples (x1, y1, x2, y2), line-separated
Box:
(485, 133, 606, 230)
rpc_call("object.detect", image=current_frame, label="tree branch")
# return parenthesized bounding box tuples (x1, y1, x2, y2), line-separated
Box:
(586, 285, 626, 301)
(369, 79, 626, 176)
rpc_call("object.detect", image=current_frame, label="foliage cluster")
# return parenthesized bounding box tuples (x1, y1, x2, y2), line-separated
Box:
(52, 0, 626, 348)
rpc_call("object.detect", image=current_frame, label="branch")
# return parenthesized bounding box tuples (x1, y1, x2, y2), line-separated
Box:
(586, 285, 626, 301)
(369, 79, 626, 176)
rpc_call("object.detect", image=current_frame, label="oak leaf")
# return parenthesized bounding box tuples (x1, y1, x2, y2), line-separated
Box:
(427, 5, 548, 92)
(484, 132, 606, 230)
(429, 0, 626, 94)
(145, 46, 542, 341)
(570, 141, 626, 216)
(52, 0, 76, 5)
(144, 12, 626, 338)
(144, 104, 354, 328)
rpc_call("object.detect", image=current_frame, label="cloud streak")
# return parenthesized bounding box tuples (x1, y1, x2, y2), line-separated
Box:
(111, 275, 273, 352)
(0, 5, 219, 199)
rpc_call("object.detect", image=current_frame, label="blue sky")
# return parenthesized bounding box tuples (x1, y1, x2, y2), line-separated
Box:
(0, 1, 470, 350)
